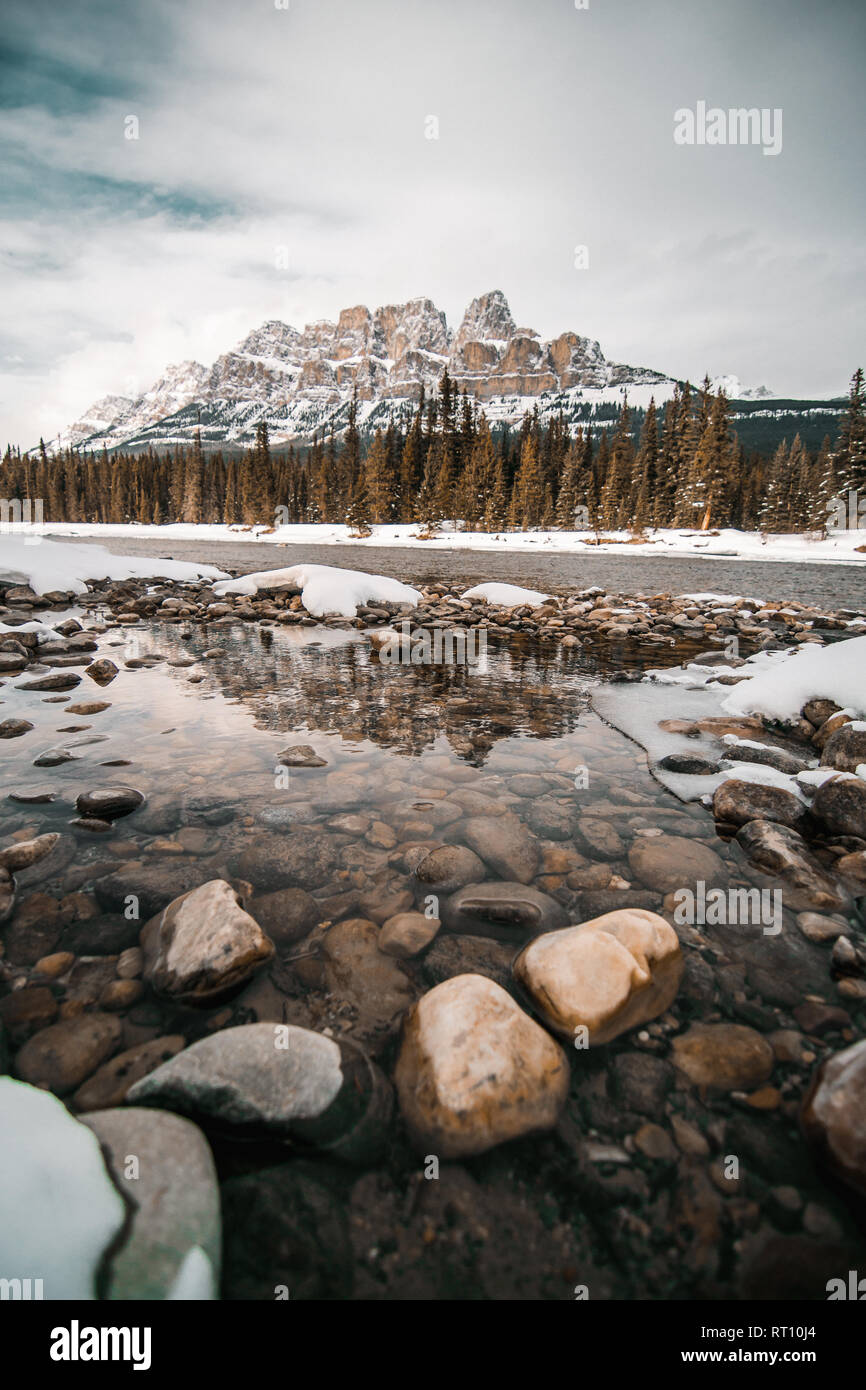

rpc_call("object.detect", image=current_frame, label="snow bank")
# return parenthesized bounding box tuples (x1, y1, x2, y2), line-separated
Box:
(26, 520, 866, 566)
(0, 1078, 126, 1299)
(721, 635, 866, 721)
(212, 563, 421, 618)
(462, 582, 551, 607)
(0, 535, 226, 595)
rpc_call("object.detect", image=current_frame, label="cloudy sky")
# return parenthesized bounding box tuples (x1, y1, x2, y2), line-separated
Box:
(1, 0, 864, 447)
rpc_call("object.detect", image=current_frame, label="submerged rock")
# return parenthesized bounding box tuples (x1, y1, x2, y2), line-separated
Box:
(15, 1013, 123, 1096)
(461, 812, 540, 884)
(627, 834, 727, 895)
(75, 786, 145, 820)
(440, 880, 567, 939)
(735, 820, 851, 912)
(394, 974, 569, 1158)
(413, 844, 486, 894)
(513, 908, 683, 1045)
(0, 833, 60, 874)
(671, 1022, 774, 1092)
(379, 911, 440, 957)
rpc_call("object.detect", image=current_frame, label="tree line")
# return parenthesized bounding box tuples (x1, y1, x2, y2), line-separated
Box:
(3, 368, 864, 536)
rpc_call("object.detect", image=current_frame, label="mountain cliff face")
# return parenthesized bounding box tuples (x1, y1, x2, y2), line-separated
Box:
(53, 290, 680, 451)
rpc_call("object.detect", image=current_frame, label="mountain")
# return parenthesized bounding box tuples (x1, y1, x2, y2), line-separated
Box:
(45, 290, 835, 455)
(47, 291, 680, 452)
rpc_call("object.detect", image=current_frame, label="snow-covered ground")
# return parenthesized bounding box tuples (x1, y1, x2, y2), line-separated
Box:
(0, 534, 227, 594)
(9, 521, 866, 566)
(213, 563, 421, 618)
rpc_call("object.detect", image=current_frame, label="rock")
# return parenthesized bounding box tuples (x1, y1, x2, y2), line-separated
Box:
(523, 796, 575, 840)
(321, 917, 414, 1051)
(440, 880, 568, 940)
(513, 909, 683, 1045)
(797, 911, 849, 943)
(80, 1106, 220, 1299)
(574, 817, 624, 860)
(810, 777, 866, 839)
(15, 1013, 122, 1095)
(17, 672, 81, 691)
(232, 827, 338, 892)
(413, 844, 486, 894)
(735, 820, 851, 912)
(722, 744, 809, 775)
(75, 786, 145, 820)
(793, 1000, 850, 1034)
(34, 951, 75, 978)
(84, 658, 119, 685)
(0, 832, 60, 873)
(803, 698, 841, 728)
(72, 1037, 186, 1111)
(671, 1023, 774, 1092)
(0, 718, 33, 738)
(249, 886, 321, 947)
(658, 753, 720, 774)
(627, 834, 727, 896)
(276, 745, 328, 768)
(394, 974, 569, 1158)
(820, 724, 866, 772)
(127, 1022, 392, 1163)
(379, 911, 440, 957)
(837, 849, 866, 882)
(461, 812, 539, 884)
(609, 1053, 675, 1116)
(421, 934, 517, 992)
(147, 879, 274, 1006)
(0, 987, 59, 1043)
(712, 779, 807, 832)
(0, 866, 15, 924)
(94, 862, 210, 920)
(801, 1038, 866, 1199)
(99, 979, 144, 1010)
(813, 710, 853, 748)
(60, 913, 141, 956)
(0, 1077, 127, 1298)
(67, 701, 111, 715)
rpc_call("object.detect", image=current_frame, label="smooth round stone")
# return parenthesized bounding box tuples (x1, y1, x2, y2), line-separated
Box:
(99, 979, 144, 1011)
(0, 719, 34, 738)
(249, 886, 321, 947)
(671, 1023, 774, 1092)
(395, 974, 569, 1158)
(0, 833, 60, 873)
(72, 1037, 187, 1112)
(379, 911, 440, 958)
(628, 834, 727, 895)
(712, 779, 807, 832)
(441, 880, 568, 940)
(15, 1012, 123, 1095)
(414, 844, 486, 894)
(75, 786, 145, 820)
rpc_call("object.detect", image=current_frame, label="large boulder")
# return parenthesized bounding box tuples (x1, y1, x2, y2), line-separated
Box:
(394, 974, 569, 1158)
(512, 909, 683, 1045)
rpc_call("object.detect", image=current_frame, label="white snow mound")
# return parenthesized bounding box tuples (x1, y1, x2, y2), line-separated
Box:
(721, 635, 866, 722)
(213, 563, 421, 618)
(0, 535, 226, 595)
(462, 582, 551, 607)
(0, 1077, 126, 1299)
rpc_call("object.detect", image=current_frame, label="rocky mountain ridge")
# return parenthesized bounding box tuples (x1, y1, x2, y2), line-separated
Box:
(50, 291, 743, 452)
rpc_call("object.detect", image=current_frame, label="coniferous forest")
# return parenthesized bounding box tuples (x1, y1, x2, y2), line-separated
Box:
(3, 368, 864, 536)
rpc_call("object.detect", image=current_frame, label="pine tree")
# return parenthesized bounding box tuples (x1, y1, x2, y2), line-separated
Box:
(835, 368, 866, 499)
(364, 429, 395, 523)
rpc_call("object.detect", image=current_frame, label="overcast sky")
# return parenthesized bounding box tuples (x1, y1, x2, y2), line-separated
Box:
(1, 0, 864, 447)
